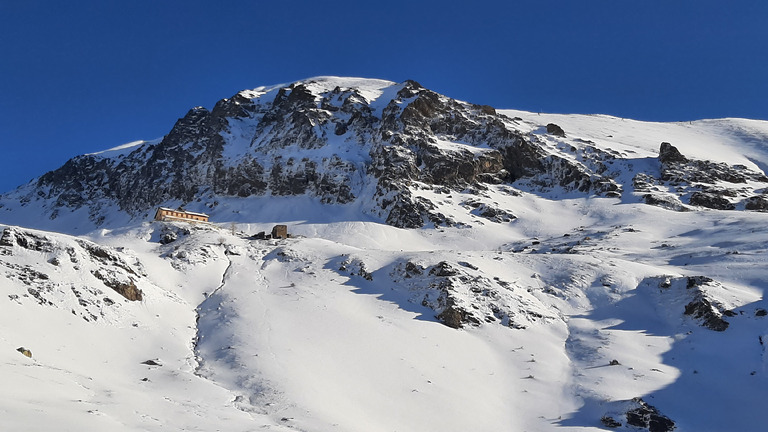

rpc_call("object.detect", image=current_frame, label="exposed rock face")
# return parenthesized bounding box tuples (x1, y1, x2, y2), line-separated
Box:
(688, 191, 735, 210)
(328, 254, 556, 330)
(625, 398, 676, 432)
(338, 257, 373, 281)
(683, 294, 730, 331)
(389, 259, 555, 329)
(745, 194, 768, 211)
(600, 415, 622, 428)
(635, 142, 768, 212)
(646, 275, 734, 331)
(641, 193, 689, 212)
(1, 227, 55, 251)
(4, 77, 622, 229)
(658, 142, 687, 164)
(1, 227, 149, 320)
(91, 269, 142, 301)
(600, 397, 676, 432)
(159, 224, 191, 245)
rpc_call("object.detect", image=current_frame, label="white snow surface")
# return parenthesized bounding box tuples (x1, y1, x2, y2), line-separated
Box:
(246, 76, 396, 107)
(86, 138, 162, 158)
(2, 106, 768, 431)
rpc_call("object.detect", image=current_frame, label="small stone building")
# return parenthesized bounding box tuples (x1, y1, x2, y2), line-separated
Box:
(154, 207, 209, 223)
(271, 224, 288, 239)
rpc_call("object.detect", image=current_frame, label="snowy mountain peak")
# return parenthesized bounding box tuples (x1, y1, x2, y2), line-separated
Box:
(246, 76, 397, 98)
(2, 77, 768, 236)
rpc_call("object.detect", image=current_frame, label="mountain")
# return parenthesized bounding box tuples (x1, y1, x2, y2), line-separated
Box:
(2, 77, 768, 431)
(0, 76, 624, 231)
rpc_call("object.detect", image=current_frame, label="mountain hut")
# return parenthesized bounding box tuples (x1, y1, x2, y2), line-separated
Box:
(154, 207, 209, 223)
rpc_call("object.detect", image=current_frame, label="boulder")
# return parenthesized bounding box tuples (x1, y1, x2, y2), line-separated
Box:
(658, 142, 687, 164)
(689, 191, 735, 210)
(643, 194, 689, 212)
(429, 261, 459, 277)
(546, 123, 566, 137)
(600, 416, 622, 428)
(745, 195, 768, 211)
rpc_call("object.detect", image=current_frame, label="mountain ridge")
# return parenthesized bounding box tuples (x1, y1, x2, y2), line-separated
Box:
(4, 77, 768, 235)
(0, 76, 625, 231)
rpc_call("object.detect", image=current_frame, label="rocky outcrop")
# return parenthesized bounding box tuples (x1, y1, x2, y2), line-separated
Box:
(642, 193, 689, 212)
(1, 228, 55, 252)
(637, 142, 768, 212)
(601, 398, 676, 432)
(159, 224, 191, 244)
(681, 276, 734, 331)
(683, 292, 730, 331)
(648, 275, 734, 331)
(91, 269, 142, 301)
(1, 227, 151, 320)
(546, 123, 566, 137)
(389, 259, 555, 329)
(337, 257, 373, 281)
(330, 255, 555, 330)
(688, 191, 735, 210)
(658, 142, 687, 164)
(625, 398, 676, 432)
(745, 194, 768, 211)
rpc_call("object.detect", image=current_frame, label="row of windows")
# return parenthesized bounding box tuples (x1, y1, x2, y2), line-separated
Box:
(160, 210, 207, 221)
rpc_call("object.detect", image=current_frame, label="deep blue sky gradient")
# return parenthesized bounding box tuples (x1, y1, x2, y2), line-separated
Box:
(1, 1, 766, 192)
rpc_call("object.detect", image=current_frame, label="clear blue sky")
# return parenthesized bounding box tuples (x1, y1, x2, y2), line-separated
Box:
(1, 1, 766, 192)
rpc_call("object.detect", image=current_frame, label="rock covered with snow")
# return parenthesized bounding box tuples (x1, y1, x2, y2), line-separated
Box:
(601, 397, 676, 432)
(387, 259, 556, 329)
(0, 226, 155, 322)
(643, 275, 737, 331)
(636, 142, 768, 211)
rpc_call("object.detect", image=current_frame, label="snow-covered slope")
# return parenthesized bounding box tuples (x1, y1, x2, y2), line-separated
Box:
(2, 77, 768, 431)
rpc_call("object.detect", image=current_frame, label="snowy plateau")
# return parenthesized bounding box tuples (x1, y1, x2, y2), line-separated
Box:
(2, 76, 768, 431)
